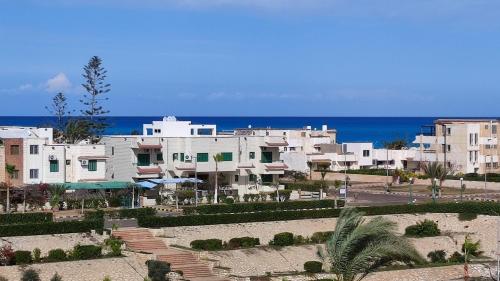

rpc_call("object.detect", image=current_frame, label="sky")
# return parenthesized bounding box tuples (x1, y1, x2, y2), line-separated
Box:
(1, 0, 500, 116)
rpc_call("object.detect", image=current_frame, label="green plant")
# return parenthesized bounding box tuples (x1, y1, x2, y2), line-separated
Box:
(48, 184, 66, 209)
(21, 268, 41, 281)
(448, 251, 465, 263)
(223, 197, 235, 204)
(71, 244, 102, 260)
(421, 162, 450, 203)
(0, 212, 53, 225)
(105, 237, 124, 256)
(310, 231, 335, 244)
(243, 194, 250, 202)
(32, 248, 41, 263)
(47, 249, 67, 262)
(102, 276, 111, 281)
(50, 273, 63, 281)
(227, 237, 260, 249)
(458, 213, 477, 221)
(14, 250, 32, 265)
(462, 236, 483, 258)
(0, 219, 104, 237)
(405, 219, 440, 237)
(190, 239, 223, 251)
(427, 250, 446, 263)
(146, 260, 171, 281)
(0, 244, 15, 266)
(304, 261, 323, 273)
(271, 232, 294, 247)
(319, 208, 424, 281)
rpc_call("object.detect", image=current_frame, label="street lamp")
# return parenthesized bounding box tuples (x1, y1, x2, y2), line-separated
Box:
(194, 156, 198, 207)
(460, 177, 464, 202)
(432, 178, 438, 203)
(408, 177, 413, 204)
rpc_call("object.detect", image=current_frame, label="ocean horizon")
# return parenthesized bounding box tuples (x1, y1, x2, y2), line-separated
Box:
(0, 116, 495, 147)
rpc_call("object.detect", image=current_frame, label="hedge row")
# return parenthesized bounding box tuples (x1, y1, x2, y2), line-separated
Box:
(105, 208, 156, 219)
(139, 202, 500, 228)
(0, 219, 104, 237)
(183, 200, 345, 215)
(283, 181, 326, 192)
(0, 212, 53, 225)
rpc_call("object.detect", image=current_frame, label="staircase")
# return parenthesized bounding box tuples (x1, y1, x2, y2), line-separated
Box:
(113, 228, 228, 281)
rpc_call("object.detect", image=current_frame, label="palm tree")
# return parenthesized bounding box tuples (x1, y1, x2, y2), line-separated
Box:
(64, 119, 91, 144)
(307, 161, 313, 180)
(5, 164, 16, 213)
(421, 162, 449, 203)
(320, 208, 424, 281)
(48, 184, 66, 210)
(213, 153, 224, 204)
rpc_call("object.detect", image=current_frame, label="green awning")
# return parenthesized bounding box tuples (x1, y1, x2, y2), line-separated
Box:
(64, 181, 132, 190)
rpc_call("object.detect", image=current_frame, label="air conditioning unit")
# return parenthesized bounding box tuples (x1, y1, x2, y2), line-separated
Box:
(48, 155, 57, 161)
(81, 160, 88, 166)
(184, 154, 192, 161)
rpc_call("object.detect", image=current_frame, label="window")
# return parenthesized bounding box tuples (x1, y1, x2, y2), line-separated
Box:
(363, 150, 370, 157)
(487, 163, 492, 168)
(475, 133, 478, 145)
(173, 153, 178, 161)
(261, 151, 273, 163)
(66, 160, 71, 165)
(156, 153, 163, 161)
(249, 174, 257, 182)
(111, 147, 115, 156)
(261, 174, 273, 183)
(29, 145, 39, 155)
(494, 163, 499, 169)
(447, 145, 451, 152)
(49, 160, 59, 172)
(10, 145, 19, 155)
(137, 154, 150, 166)
(88, 160, 97, 171)
(447, 128, 451, 135)
(234, 175, 239, 182)
(469, 151, 473, 162)
(494, 125, 498, 134)
(469, 134, 474, 146)
(197, 153, 209, 162)
(191, 129, 195, 135)
(11, 170, 19, 179)
(221, 152, 233, 161)
(29, 169, 39, 179)
(180, 153, 185, 162)
(197, 128, 213, 135)
(249, 152, 255, 159)
(475, 151, 479, 162)
(284, 147, 288, 151)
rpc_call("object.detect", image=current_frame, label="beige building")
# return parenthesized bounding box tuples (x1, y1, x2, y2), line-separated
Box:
(411, 119, 499, 174)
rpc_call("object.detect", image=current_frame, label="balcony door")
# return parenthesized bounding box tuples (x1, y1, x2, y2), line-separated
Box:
(137, 153, 150, 166)
(261, 151, 273, 163)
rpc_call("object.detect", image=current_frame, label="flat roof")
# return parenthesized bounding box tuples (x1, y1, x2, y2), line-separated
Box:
(434, 118, 499, 124)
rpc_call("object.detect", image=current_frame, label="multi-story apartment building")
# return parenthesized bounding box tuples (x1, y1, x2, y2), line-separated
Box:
(411, 119, 499, 174)
(101, 117, 288, 195)
(235, 125, 336, 172)
(0, 126, 107, 185)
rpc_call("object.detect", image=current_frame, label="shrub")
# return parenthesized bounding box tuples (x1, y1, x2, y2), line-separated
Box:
(272, 232, 294, 247)
(404, 219, 440, 237)
(105, 237, 124, 256)
(21, 269, 41, 281)
(102, 277, 111, 281)
(14, 250, 32, 265)
(50, 273, 63, 281)
(448, 251, 465, 263)
(310, 231, 334, 244)
(293, 235, 308, 245)
(105, 208, 156, 219)
(227, 237, 260, 249)
(223, 198, 235, 204)
(146, 260, 171, 281)
(0, 219, 104, 237)
(304, 261, 323, 273)
(190, 239, 223, 251)
(47, 249, 67, 262)
(458, 213, 477, 221)
(32, 248, 41, 263)
(0, 212, 53, 225)
(427, 250, 447, 263)
(71, 245, 102, 260)
(462, 237, 483, 257)
(0, 244, 15, 266)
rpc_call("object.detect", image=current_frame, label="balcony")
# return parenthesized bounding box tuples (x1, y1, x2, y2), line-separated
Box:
(135, 143, 162, 149)
(137, 166, 162, 174)
(263, 137, 288, 147)
(264, 162, 288, 171)
(174, 163, 196, 171)
(237, 162, 255, 169)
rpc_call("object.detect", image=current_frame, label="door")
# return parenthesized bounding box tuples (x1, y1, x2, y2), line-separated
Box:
(137, 154, 150, 166)
(261, 151, 273, 163)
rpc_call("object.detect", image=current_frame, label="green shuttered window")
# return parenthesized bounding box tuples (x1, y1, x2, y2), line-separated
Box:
(88, 160, 97, 171)
(197, 153, 209, 162)
(49, 160, 59, 172)
(221, 152, 232, 161)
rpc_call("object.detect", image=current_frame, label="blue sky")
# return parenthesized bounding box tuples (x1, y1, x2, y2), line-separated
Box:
(1, 0, 500, 116)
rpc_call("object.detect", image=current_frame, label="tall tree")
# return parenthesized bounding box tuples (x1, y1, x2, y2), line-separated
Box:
(45, 92, 71, 133)
(213, 153, 224, 204)
(64, 119, 91, 144)
(421, 162, 450, 203)
(5, 164, 16, 213)
(320, 208, 424, 281)
(81, 56, 111, 141)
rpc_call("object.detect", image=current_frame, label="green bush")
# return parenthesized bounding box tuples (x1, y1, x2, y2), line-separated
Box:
(105, 208, 156, 219)
(283, 181, 324, 192)
(14, 251, 32, 265)
(458, 213, 477, 221)
(0, 212, 52, 225)
(32, 248, 41, 263)
(105, 237, 124, 256)
(66, 198, 106, 209)
(47, 249, 67, 262)
(310, 231, 334, 243)
(405, 219, 440, 237)
(21, 268, 40, 281)
(140, 202, 500, 228)
(50, 273, 63, 281)
(183, 200, 342, 215)
(146, 260, 171, 281)
(448, 251, 465, 263)
(227, 237, 260, 249)
(304, 261, 323, 273)
(190, 239, 223, 251)
(272, 232, 294, 247)
(223, 198, 235, 204)
(71, 245, 102, 260)
(427, 250, 447, 263)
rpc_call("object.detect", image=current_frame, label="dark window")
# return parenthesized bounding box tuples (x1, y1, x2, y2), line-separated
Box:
(261, 152, 273, 163)
(111, 146, 115, 155)
(137, 154, 150, 166)
(12, 170, 19, 179)
(156, 153, 163, 161)
(197, 153, 209, 162)
(221, 152, 232, 161)
(29, 145, 39, 155)
(49, 160, 59, 172)
(88, 160, 97, 171)
(249, 174, 256, 182)
(234, 175, 239, 182)
(173, 153, 178, 161)
(10, 145, 19, 155)
(180, 153, 185, 162)
(66, 160, 71, 165)
(29, 169, 38, 179)
(261, 174, 273, 183)
(197, 128, 213, 135)
(249, 152, 255, 159)
(363, 150, 370, 157)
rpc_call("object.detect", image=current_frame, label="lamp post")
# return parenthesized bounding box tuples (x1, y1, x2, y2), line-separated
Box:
(408, 177, 413, 204)
(131, 184, 135, 209)
(194, 156, 198, 207)
(460, 177, 464, 202)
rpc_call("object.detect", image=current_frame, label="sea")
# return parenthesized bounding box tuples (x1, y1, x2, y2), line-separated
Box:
(0, 116, 469, 148)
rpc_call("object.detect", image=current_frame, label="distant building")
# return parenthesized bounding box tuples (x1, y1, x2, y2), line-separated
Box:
(411, 119, 499, 174)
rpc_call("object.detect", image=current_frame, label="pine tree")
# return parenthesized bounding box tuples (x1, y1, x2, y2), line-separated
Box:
(45, 92, 71, 141)
(81, 56, 111, 142)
